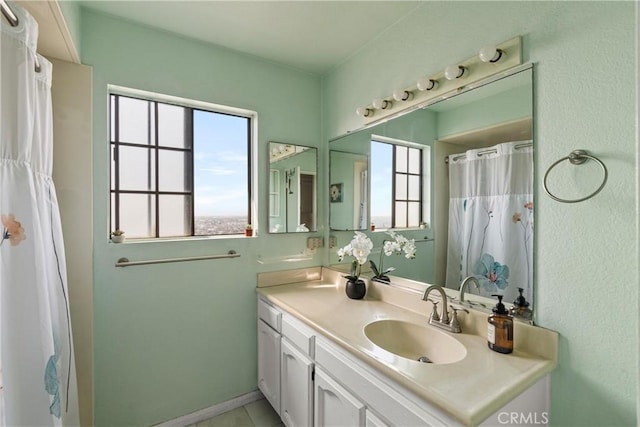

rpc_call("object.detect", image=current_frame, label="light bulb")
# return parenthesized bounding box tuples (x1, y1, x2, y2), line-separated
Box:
(372, 98, 391, 110)
(392, 89, 413, 102)
(356, 106, 372, 118)
(417, 77, 438, 91)
(444, 64, 466, 80)
(479, 45, 503, 63)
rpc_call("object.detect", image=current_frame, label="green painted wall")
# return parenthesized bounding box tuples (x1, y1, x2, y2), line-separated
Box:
(80, 9, 322, 426)
(323, 2, 638, 426)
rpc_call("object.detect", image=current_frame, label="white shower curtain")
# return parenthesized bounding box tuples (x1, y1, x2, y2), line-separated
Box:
(446, 141, 533, 305)
(1, 4, 79, 426)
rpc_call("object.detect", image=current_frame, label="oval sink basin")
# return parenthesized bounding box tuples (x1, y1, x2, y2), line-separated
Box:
(364, 319, 467, 365)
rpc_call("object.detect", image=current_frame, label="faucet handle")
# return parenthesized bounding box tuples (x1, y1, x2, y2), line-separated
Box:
(450, 305, 469, 314)
(449, 306, 469, 332)
(427, 298, 440, 322)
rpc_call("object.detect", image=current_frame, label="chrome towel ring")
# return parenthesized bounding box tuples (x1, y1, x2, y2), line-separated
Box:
(543, 150, 608, 203)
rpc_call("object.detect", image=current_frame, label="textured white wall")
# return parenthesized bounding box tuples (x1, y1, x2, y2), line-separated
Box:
(323, 2, 638, 425)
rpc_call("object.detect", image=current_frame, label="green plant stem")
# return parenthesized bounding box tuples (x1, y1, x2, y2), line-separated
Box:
(376, 239, 388, 277)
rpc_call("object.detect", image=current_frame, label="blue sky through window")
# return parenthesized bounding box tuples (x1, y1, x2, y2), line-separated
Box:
(193, 110, 248, 217)
(370, 141, 392, 220)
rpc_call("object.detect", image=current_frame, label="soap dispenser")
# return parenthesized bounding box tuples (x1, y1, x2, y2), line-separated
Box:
(510, 288, 532, 322)
(488, 295, 513, 354)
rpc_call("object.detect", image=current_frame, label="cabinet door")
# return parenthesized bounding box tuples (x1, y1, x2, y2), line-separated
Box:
(258, 319, 281, 414)
(314, 368, 365, 427)
(281, 339, 314, 427)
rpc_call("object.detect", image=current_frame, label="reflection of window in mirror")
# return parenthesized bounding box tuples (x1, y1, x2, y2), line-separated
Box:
(371, 137, 428, 230)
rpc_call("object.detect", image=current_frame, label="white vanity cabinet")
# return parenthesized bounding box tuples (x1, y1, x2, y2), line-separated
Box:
(257, 299, 282, 414)
(314, 367, 366, 427)
(258, 293, 551, 427)
(258, 297, 317, 426)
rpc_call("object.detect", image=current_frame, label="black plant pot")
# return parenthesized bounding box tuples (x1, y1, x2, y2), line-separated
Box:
(345, 279, 366, 300)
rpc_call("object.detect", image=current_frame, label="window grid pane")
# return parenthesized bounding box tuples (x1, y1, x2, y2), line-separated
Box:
(395, 202, 407, 228)
(118, 145, 156, 191)
(395, 174, 407, 199)
(395, 146, 408, 173)
(118, 193, 156, 238)
(408, 202, 420, 227)
(158, 103, 187, 148)
(159, 195, 192, 237)
(118, 96, 150, 145)
(408, 175, 420, 200)
(408, 147, 420, 174)
(158, 149, 188, 192)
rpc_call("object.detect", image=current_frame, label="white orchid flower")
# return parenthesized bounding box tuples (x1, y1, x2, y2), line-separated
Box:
(372, 231, 418, 280)
(336, 232, 374, 281)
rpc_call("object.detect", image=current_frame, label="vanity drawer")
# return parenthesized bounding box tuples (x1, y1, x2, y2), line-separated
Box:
(258, 298, 281, 332)
(282, 313, 315, 358)
(315, 337, 458, 427)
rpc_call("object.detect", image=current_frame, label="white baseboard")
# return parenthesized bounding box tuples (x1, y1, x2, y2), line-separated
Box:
(154, 390, 265, 427)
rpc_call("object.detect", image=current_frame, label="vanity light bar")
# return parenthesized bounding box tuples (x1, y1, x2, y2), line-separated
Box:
(357, 36, 522, 126)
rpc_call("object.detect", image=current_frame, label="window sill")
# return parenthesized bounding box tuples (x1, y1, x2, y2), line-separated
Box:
(371, 227, 429, 233)
(108, 234, 254, 244)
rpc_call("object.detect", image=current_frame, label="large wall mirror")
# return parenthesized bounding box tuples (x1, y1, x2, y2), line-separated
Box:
(329, 65, 533, 311)
(268, 142, 318, 233)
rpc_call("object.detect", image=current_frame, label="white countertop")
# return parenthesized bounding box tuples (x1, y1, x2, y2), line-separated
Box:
(257, 267, 558, 426)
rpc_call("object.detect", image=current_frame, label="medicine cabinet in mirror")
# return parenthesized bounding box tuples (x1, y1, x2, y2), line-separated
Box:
(329, 65, 533, 311)
(268, 142, 317, 233)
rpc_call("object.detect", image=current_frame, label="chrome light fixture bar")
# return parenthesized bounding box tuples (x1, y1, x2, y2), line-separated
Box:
(356, 36, 522, 125)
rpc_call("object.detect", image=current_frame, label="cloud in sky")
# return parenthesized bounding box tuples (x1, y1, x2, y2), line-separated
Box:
(199, 166, 238, 176)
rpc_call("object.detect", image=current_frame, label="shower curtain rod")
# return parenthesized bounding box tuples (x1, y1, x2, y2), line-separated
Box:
(1, 0, 42, 72)
(445, 141, 532, 164)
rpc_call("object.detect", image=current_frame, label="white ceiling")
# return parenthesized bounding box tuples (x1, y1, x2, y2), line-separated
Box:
(76, 1, 422, 74)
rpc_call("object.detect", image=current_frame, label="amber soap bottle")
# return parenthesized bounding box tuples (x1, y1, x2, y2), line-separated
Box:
(487, 295, 514, 354)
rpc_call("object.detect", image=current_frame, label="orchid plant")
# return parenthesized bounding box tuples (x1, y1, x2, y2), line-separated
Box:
(337, 231, 374, 282)
(369, 230, 417, 282)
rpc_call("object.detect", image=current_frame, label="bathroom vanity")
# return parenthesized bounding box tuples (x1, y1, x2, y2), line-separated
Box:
(256, 267, 557, 426)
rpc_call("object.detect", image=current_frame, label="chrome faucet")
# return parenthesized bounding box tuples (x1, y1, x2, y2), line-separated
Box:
(459, 276, 480, 304)
(422, 285, 468, 333)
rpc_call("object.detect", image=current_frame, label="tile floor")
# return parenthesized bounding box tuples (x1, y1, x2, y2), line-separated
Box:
(188, 398, 283, 427)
